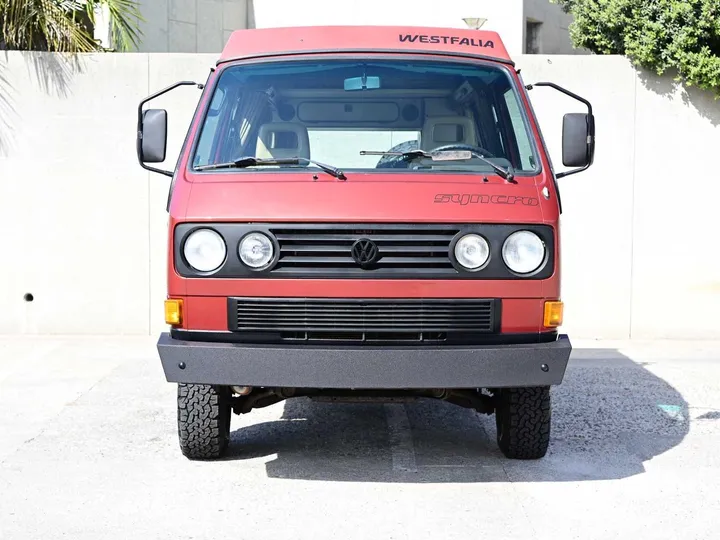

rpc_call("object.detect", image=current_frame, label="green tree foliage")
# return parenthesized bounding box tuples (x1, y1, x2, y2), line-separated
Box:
(553, 0, 720, 95)
(0, 0, 142, 52)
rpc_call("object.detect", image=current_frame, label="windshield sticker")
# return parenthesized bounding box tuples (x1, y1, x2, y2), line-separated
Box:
(399, 34, 495, 48)
(435, 194, 539, 207)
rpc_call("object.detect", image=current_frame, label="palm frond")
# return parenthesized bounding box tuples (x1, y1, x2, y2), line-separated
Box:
(0, 0, 143, 52)
(85, 0, 144, 51)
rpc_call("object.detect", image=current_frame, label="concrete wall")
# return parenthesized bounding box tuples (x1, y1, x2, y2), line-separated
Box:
(0, 52, 718, 339)
(135, 0, 249, 52)
(130, 0, 580, 56)
(524, 0, 583, 55)
(250, 0, 526, 55)
(130, 0, 579, 56)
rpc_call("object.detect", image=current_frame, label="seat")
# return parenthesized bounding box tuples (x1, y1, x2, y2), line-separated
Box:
(420, 116, 478, 150)
(256, 122, 310, 160)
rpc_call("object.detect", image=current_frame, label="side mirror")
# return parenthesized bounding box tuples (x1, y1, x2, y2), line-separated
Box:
(139, 109, 168, 163)
(526, 82, 595, 178)
(136, 80, 201, 178)
(562, 112, 595, 168)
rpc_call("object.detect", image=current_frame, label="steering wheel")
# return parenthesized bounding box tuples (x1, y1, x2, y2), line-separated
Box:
(430, 143, 496, 159)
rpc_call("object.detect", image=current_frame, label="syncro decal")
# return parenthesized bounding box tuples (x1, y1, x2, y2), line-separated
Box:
(399, 34, 495, 48)
(434, 194, 540, 207)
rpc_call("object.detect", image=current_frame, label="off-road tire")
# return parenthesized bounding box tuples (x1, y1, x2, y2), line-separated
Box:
(495, 386, 551, 460)
(177, 384, 231, 460)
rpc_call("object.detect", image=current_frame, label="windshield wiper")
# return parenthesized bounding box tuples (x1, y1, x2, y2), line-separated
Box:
(360, 149, 515, 182)
(195, 156, 346, 179)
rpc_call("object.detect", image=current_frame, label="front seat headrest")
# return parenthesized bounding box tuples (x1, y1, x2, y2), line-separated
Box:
(420, 116, 478, 150)
(256, 122, 310, 160)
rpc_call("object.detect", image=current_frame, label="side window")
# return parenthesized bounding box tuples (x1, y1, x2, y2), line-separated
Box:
(193, 87, 229, 167)
(503, 89, 535, 170)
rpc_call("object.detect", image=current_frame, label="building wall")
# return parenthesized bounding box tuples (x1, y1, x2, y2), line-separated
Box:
(524, 0, 583, 54)
(0, 52, 718, 339)
(134, 0, 250, 53)
(130, 0, 580, 56)
(251, 0, 526, 55)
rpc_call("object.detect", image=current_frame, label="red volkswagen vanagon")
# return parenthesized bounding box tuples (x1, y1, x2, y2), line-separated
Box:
(136, 26, 595, 460)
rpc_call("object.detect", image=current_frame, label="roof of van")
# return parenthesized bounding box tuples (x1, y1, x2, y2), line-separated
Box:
(219, 26, 512, 65)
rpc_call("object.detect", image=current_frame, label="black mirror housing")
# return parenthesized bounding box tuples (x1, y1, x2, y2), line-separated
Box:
(527, 82, 595, 179)
(562, 113, 594, 168)
(139, 109, 168, 163)
(136, 80, 201, 177)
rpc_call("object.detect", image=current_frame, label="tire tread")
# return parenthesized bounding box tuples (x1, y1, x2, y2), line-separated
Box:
(177, 384, 230, 460)
(496, 386, 551, 460)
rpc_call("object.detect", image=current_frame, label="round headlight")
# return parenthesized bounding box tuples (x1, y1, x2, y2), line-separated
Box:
(239, 232, 274, 269)
(183, 229, 226, 272)
(502, 231, 545, 274)
(454, 234, 490, 270)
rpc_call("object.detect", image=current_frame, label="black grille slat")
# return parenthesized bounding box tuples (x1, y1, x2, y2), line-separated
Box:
(274, 234, 455, 242)
(229, 297, 498, 342)
(275, 256, 356, 264)
(280, 245, 352, 253)
(237, 317, 493, 323)
(270, 225, 458, 276)
(238, 309, 491, 318)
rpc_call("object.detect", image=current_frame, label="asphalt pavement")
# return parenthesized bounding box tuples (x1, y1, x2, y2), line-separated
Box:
(1, 336, 719, 539)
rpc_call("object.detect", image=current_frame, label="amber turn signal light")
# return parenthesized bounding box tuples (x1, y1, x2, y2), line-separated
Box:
(543, 301, 564, 328)
(164, 299, 183, 326)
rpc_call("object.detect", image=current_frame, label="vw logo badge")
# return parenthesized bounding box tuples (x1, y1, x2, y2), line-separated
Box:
(351, 238, 380, 268)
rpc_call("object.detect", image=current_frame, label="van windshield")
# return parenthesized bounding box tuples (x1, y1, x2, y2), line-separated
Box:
(192, 59, 540, 175)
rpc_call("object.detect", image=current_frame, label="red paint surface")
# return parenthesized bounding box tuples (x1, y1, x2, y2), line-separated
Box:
(165, 31, 563, 333)
(220, 26, 511, 63)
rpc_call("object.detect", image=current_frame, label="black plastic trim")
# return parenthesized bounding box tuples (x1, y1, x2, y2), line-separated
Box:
(526, 82, 595, 179)
(449, 232, 492, 273)
(173, 223, 555, 280)
(226, 297, 501, 339)
(237, 231, 281, 272)
(157, 332, 571, 389)
(177, 226, 229, 277)
(216, 48, 515, 67)
(136, 80, 202, 178)
(171, 328, 557, 346)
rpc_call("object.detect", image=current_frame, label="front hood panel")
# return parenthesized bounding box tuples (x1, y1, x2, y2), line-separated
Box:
(181, 173, 546, 223)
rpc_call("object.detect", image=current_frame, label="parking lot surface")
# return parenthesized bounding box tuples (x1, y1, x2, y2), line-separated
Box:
(1, 336, 719, 539)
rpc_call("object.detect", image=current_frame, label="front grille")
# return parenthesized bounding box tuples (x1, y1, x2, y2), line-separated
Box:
(228, 297, 500, 343)
(269, 225, 459, 277)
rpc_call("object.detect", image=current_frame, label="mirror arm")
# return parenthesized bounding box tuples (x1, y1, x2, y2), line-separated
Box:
(137, 81, 204, 177)
(526, 82, 595, 178)
(526, 82, 593, 115)
(555, 163, 589, 179)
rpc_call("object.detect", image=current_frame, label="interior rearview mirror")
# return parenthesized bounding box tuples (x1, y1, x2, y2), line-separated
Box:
(344, 75, 381, 91)
(139, 109, 168, 163)
(561, 112, 595, 168)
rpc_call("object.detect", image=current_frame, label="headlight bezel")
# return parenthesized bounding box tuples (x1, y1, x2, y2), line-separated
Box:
(501, 230, 547, 276)
(238, 231, 278, 271)
(451, 233, 491, 272)
(181, 227, 228, 274)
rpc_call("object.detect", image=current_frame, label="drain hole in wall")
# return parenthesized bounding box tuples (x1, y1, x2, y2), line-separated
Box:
(24, 293, 34, 302)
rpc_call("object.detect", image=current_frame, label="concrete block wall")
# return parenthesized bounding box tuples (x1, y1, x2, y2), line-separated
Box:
(131, 0, 583, 56)
(0, 52, 718, 338)
(135, 0, 249, 53)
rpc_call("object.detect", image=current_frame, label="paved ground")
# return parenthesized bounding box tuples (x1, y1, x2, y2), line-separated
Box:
(1, 337, 720, 539)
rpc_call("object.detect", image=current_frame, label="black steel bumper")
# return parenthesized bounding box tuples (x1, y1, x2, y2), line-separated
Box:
(157, 333, 571, 389)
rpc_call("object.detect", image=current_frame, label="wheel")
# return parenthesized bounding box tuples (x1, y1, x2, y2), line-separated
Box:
(177, 383, 231, 460)
(495, 386, 551, 460)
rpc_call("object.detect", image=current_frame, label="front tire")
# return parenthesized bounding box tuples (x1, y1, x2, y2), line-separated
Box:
(495, 386, 551, 459)
(177, 384, 231, 460)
